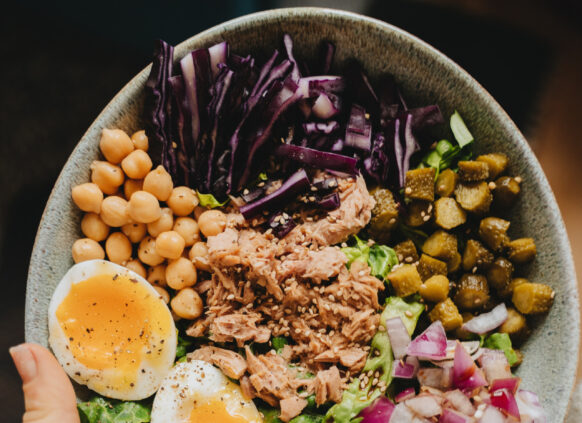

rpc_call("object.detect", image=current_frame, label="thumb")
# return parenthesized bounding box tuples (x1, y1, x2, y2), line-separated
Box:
(10, 343, 80, 423)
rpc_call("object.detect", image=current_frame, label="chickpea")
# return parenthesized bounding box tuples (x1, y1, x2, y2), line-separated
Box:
(99, 128, 134, 164)
(100, 196, 130, 227)
(143, 165, 173, 202)
(128, 191, 162, 223)
(147, 207, 173, 237)
(155, 231, 185, 259)
(193, 206, 207, 220)
(124, 179, 143, 200)
(198, 210, 227, 237)
(147, 264, 167, 287)
(72, 238, 105, 263)
(125, 259, 147, 279)
(131, 130, 149, 151)
(138, 236, 165, 266)
(90, 161, 124, 195)
(173, 217, 200, 246)
(153, 285, 170, 304)
(167, 186, 198, 216)
(105, 232, 132, 265)
(166, 257, 197, 290)
(170, 287, 203, 319)
(189, 241, 211, 271)
(81, 213, 110, 241)
(72, 183, 103, 213)
(121, 222, 147, 244)
(121, 150, 153, 180)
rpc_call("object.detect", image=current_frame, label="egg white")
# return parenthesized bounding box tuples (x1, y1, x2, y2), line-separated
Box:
(151, 360, 262, 423)
(48, 259, 177, 400)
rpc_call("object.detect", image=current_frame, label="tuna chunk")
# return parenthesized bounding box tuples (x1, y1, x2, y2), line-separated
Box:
(209, 313, 270, 346)
(314, 366, 343, 405)
(279, 246, 347, 283)
(279, 396, 308, 422)
(188, 346, 247, 379)
(286, 175, 375, 247)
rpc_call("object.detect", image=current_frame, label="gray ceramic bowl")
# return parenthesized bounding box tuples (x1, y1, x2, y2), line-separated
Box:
(25, 7, 578, 422)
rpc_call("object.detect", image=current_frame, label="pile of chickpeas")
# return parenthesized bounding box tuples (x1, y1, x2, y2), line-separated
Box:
(70, 128, 228, 321)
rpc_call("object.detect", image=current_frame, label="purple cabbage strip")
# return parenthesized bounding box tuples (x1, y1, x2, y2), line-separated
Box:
(208, 41, 229, 78)
(303, 121, 340, 135)
(364, 132, 389, 185)
(345, 60, 379, 114)
(268, 211, 297, 238)
(180, 48, 211, 143)
(345, 104, 372, 150)
(283, 33, 301, 82)
(168, 76, 193, 185)
(239, 169, 310, 219)
(236, 80, 303, 191)
(274, 144, 358, 174)
(402, 112, 420, 183)
(316, 192, 340, 210)
(144, 39, 175, 175)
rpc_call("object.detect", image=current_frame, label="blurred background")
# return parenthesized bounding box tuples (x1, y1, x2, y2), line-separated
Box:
(0, 0, 580, 421)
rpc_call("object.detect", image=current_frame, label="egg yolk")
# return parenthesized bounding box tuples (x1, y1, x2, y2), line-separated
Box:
(188, 382, 262, 423)
(56, 272, 172, 389)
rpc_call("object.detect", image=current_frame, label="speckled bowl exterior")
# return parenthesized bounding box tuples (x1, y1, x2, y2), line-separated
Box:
(26, 8, 578, 421)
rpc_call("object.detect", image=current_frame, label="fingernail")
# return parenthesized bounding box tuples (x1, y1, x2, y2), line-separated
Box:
(9, 344, 37, 382)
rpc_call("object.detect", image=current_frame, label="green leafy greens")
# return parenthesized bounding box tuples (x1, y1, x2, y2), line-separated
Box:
(483, 332, 519, 366)
(325, 297, 424, 423)
(196, 191, 229, 208)
(341, 236, 398, 280)
(78, 397, 150, 423)
(418, 110, 474, 177)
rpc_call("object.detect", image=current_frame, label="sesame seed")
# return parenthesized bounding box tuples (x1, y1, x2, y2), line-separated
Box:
(404, 187, 412, 195)
(295, 328, 301, 334)
(226, 294, 235, 300)
(328, 294, 335, 301)
(472, 266, 478, 274)
(311, 186, 318, 191)
(389, 218, 397, 224)
(488, 181, 496, 190)
(423, 215, 431, 222)
(405, 256, 413, 263)
(405, 310, 413, 317)
(243, 189, 250, 195)
(515, 176, 522, 183)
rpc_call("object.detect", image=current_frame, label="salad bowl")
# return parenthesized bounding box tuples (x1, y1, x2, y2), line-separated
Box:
(25, 7, 579, 422)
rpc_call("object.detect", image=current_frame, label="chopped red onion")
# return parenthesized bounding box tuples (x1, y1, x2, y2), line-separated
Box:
(478, 349, 512, 383)
(478, 406, 506, 423)
(392, 356, 419, 379)
(443, 390, 476, 416)
(405, 395, 443, 417)
(490, 388, 520, 419)
(395, 388, 416, 403)
(389, 403, 415, 423)
(438, 408, 472, 423)
(453, 341, 488, 391)
(417, 368, 453, 390)
(407, 321, 448, 360)
(358, 396, 395, 423)
(386, 317, 411, 359)
(461, 304, 508, 335)
(515, 390, 546, 423)
(490, 377, 521, 395)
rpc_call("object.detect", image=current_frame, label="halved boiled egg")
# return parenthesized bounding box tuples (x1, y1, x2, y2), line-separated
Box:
(48, 259, 176, 400)
(151, 359, 262, 423)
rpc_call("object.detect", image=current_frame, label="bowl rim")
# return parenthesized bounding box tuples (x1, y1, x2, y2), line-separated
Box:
(26, 6, 579, 420)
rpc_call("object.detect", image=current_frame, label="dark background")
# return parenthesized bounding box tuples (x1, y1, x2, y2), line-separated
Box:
(1, 1, 580, 421)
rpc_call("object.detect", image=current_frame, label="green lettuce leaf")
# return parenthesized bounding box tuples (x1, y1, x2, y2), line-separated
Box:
(259, 407, 324, 423)
(78, 397, 150, 423)
(483, 332, 519, 366)
(341, 236, 398, 280)
(196, 191, 229, 208)
(326, 297, 424, 422)
(450, 110, 474, 148)
(272, 336, 289, 354)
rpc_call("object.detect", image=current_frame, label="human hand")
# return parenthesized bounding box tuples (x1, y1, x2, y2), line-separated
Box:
(10, 343, 80, 423)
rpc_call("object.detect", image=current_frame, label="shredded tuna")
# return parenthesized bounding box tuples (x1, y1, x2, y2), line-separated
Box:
(314, 366, 343, 405)
(279, 396, 308, 422)
(209, 312, 271, 346)
(186, 175, 381, 408)
(188, 346, 247, 379)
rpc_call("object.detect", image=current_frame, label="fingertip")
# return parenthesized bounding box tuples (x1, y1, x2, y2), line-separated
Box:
(9, 343, 37, 383)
